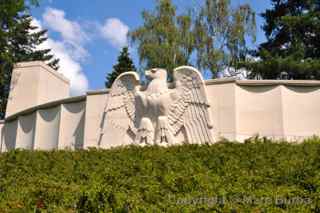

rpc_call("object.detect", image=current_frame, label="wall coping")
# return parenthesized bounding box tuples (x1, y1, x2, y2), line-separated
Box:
(205, 78, 320, 86)
(205, 78, 238, 85)
(237, 80, 320, 86)
(5, 78, 320, 122)
(5, 88, 112, 122)
(15, 61, 70, 84)
(86, 79, 320, 92)
(86, 89, 110, 95)
(5, 95, 86, 122)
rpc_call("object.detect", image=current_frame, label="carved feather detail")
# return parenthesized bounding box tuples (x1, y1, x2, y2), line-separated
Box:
(168, 66, 214, 144)
(101, 67, 213, 147)
(100, 72, 140, 147)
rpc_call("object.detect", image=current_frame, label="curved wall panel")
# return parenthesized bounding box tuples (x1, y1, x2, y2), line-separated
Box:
(83, 92, 108, 148)
(2, 120, 18, 151)
(15, 113, 36, 149)
(205, 82, 236, 140)
(235, 85, 284, 141)
(34, 106, 61, 150)
(282, 86, 320, 140)
(2, 79, 320, 152)
(59, 102, 85, 149)
(0, 121, 5, 152)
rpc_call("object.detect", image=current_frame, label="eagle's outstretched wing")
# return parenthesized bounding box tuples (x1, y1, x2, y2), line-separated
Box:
(168, 66, 214, 144)
(99, 72, 140, 148)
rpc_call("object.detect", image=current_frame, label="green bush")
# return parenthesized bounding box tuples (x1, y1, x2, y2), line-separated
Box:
(0, 138, 320, 212)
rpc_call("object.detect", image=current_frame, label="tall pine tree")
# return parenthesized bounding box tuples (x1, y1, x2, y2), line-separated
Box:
(105, 47, 136, 88)
(0, 0, 59, 119)
(240, 0, 320, 79)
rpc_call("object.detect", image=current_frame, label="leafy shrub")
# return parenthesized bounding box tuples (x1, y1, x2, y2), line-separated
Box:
(0, 138, 320, 212)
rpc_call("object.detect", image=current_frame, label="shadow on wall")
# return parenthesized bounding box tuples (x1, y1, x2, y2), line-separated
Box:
(1, 100, 86, 152)
(0, 123, 4, 151)
(74, 113, 85, 149)
(239, 85, 275, 93)
(64, 103, 85, 149)
(40, 108, 59, 122)
(18, 113, 36, 150)
(3, 120, 18, 151)
(37, 107, 60, 150)
(286, 86, 319, 93)
(240, 85, 320, 94)
(97, 107, 107, 147)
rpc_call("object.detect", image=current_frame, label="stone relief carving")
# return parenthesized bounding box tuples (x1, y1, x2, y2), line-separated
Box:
(99, 66, 214, 147)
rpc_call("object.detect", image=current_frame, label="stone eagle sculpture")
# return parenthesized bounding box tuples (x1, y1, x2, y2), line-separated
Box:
(99, 66, 214, 147)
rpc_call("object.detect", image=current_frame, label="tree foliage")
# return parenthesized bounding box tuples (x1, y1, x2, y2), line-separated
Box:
(129, 0, 195, 77)
(0, 0, 58, 119)
(194, 0, 256, 76)
(130, 0, 256, 78)
(105, 47, 136, 88)
(241, 0, 320, 79)
(261, 0, 320, 59)
(243, 50, 320, 80)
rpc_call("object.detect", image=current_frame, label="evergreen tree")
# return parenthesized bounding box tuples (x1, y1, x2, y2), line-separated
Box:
(240, 0, 320, 79)
(0, 0, 59, 119)
(105, 47, 136, 88)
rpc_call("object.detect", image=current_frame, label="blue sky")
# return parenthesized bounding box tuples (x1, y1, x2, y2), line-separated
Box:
(30, 0, 271, 95)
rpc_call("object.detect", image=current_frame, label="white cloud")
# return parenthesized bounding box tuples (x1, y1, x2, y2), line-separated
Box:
(42, 7, 89, 60)
(30, 9, 131, 94)
(31, 18, 89, 95)
(100, 18, 129, 48)
(40, 39, 89, 95)
(43, 7, 88, 45)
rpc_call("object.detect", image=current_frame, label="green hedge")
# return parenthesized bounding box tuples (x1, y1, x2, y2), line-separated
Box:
(0, 137, 320, 212)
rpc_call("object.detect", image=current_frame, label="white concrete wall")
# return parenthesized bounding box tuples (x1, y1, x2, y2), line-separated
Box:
(282, 86, 320, 140)
(58, 101, 85, 150)
(202, 79, 320, 142)
(0, 120, 4, 151)
(83, 91, 108, 148)
(2, 96, 86, 151)
(2, 79, 320, 152)
(6, 61, 70, 117)
(37, 63, 70, 105)
(34, 106, 61, 150)
(2, 120, 18, 151)
(6, 64, 40, 117)
(235, 85, 284, 141)
(206, 81, 237, 141)
(16, 113, 36, 149)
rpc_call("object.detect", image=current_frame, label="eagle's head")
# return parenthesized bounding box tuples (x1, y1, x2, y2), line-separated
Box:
(145, 68, 167, 81)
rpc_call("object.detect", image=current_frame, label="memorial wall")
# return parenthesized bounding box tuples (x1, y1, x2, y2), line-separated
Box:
(1, 61, 320, 151)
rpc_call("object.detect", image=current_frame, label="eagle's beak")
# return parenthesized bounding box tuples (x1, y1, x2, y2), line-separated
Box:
(145, 68, 158, 81)
(145, 69, 154, 79)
